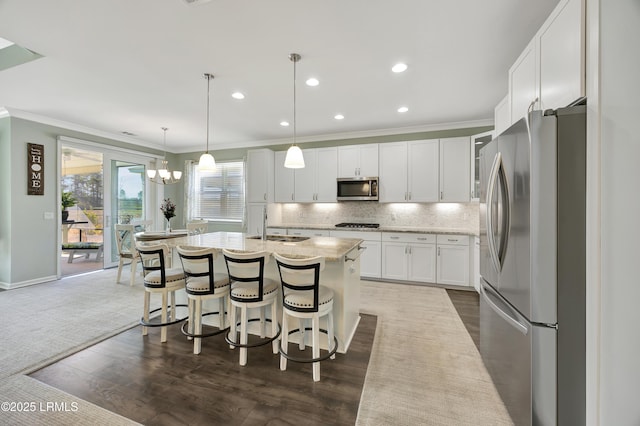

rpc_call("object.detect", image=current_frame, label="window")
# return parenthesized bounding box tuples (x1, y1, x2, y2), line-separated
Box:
(187, 160, 245, 222)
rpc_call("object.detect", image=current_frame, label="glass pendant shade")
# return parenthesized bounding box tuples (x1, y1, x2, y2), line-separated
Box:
(172, 170, 182, 180)
(147, 127, 181, 184)
(284, 145, 305, 168)
(199, 152, 216, 170)
(147, 169, 157, 179)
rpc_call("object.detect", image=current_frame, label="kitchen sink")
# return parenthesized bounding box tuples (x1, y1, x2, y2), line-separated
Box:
(246, 235, 310, 242)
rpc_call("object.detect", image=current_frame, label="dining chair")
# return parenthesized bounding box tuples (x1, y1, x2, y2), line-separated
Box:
(187, 220, 208, 236)
(136, 242, 187, 343)
(177, 245, 230, 354)
(222, 249, 280, 366)
(274, 253, 337, 382)
(131, 219, 153, 233)
(114, 224, 141, 286)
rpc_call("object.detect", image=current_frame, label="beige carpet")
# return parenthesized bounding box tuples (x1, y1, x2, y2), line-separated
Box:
(356, 280, 513, 425)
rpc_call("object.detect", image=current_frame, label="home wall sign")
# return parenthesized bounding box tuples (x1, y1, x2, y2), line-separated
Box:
(27, 143, 44, 195)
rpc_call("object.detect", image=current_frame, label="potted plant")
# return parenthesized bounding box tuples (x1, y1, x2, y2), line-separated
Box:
(61, 191, 77, 222)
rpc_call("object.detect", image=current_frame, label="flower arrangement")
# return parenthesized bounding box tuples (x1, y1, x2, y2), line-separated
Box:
(160, 198, 176, 221)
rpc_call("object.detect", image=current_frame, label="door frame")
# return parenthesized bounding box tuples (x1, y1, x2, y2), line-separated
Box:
(57, 136, 162, 277)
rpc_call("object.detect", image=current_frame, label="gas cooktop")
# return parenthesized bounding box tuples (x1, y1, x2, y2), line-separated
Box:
(335, 222, 380, 229)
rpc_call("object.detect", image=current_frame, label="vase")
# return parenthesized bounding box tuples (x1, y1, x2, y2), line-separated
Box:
(165, 218, 172, 234)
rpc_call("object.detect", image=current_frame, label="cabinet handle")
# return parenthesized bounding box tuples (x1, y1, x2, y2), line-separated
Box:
(404, 192, 407, 201)
(438, 247, 441, 256)
(390, 236, 399, 240)
(404, 246, 408, 254)
(291, 193, 294, 201)
(440, 191, 443, 200)
(264, 193, 267, 201)
(417, 237, 427, 241)
(448, 238, 457, 242)
(408, 246, 412, 255)
(409, 192, 412, 200)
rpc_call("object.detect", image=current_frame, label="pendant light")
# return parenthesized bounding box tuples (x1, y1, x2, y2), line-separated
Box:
(147, 127, 182, 184)
(284, 53, 305, 168)
(198, 73, 216, 170)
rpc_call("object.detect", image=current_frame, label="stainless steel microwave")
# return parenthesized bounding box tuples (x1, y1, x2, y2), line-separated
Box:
(336, 177, 378, 201)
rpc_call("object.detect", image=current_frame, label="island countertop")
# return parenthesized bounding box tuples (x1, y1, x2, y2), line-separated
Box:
(138, 231, 363, 261)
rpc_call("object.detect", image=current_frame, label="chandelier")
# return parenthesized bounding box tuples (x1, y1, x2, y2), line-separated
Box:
(147, 127, 182, 184)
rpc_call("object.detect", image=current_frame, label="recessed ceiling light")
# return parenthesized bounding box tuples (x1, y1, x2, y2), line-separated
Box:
(392, 63, 408, 73)
(306, 78, 319, 87)
(334, 114, 345, 120)
(397, 106, 409, 113)
(280, 121, 290, 127)
(475, 141, 484, 145)
(231, 92, 245, 100)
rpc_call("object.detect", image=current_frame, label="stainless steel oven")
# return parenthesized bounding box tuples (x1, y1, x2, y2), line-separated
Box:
(336, 177, 378, 201)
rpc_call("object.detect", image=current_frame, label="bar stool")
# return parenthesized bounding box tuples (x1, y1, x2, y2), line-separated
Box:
(176, 245, 230, 355)
(222, 249, 280, 366)
(137, 242, 187, 343)
(274, 253, 337, 382)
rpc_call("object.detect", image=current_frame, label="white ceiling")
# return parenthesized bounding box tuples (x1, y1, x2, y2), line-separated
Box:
(0, 0, 559, 153)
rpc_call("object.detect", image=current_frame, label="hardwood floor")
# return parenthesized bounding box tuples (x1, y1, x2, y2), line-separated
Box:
(446, 288, 480, 350)
(29, 289, 480, 425)
(31, 314, 377, 426)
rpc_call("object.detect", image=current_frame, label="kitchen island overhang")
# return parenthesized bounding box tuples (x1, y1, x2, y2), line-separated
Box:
(137, 232, 364, 353)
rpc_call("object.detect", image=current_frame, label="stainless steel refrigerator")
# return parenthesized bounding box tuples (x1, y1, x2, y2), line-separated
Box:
(479, 104, 586, 426)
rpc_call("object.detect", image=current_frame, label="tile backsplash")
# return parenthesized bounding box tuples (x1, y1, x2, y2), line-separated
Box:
(273, 202, 479, 233)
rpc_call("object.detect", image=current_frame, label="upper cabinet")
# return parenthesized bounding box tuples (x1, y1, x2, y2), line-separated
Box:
(246, 149, 274, 203)
(506, 0, 585, 125)
(379, 140, 439, 203)
(274, 147, 337, 203)
(440, 137, 471, 202)
(338, 144, 378, 178)
(494, 95, 510, 137)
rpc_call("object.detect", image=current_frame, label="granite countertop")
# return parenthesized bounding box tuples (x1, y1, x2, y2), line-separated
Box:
(269, 223, 477, 236)
(139, 231, 362, 261)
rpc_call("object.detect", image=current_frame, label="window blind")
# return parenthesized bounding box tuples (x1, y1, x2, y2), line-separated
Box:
(190, 161, 245, 222)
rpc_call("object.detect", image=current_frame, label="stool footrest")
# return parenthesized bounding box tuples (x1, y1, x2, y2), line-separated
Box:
(279, 327, 339, 363)
(180, 311, 229, 338)
(225, 317, 281, 349)
(140, 304, 188, 327)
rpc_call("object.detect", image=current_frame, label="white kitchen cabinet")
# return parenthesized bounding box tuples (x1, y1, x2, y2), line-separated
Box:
(509, 38, 538, 124)
(247, 203, 267, 236)
(246, 149, 274, 203)
(338, 144, 378, 178)
(266, 227, 286, 235)
(274, 151, 295, 203)
(288, 228, 330, 237)
(538, 0, 584, 111)
(439, 137, 471, 202)
(381, 233, 436, 283)
(470, 131, 494, 200)
(294, 147, 337, 203)
(436, 234, 470, 286)
(379, 140, 439, 203)
(330, 230, 381, 279)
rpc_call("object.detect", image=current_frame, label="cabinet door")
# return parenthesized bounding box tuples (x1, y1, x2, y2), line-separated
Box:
(494, 95, 510, 137)
(509, 39, 538, 124)
(337, 145, 360, 177)
(538, 0, 584, 110)
(247, 149, 274, 203)
(408, 140, 439, 202)
(408, 244, 436, 283)
(381, 242, 408, 280)
(358, 144, 379, 177)
(360, 240, 381, 278)
(294, 149, 316, 202)
(274, 151, 294, 203)
(379, 142, 407, 203)
(247, 203, 266, 236)
(437, 244, 470, 286)
(440, 137, 470, 202)
(315, 147, 337, 202)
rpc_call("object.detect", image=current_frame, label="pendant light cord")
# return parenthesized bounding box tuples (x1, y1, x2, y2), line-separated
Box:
(206, 74, 211, 153)
(293, 55, 297, 146)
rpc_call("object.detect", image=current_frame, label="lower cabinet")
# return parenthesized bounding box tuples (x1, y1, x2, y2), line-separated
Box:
(436, 234, 470, 286)
(288, 228, 331, 237)
(381, 233, 436, 283)
(329, 230, 381, 279)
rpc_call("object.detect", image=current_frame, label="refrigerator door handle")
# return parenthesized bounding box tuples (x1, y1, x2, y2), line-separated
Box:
(480, 280, 529, 335)
(486, 152, 502, 273)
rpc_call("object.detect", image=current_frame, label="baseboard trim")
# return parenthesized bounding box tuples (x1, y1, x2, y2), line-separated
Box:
(0, 275, 58, 290)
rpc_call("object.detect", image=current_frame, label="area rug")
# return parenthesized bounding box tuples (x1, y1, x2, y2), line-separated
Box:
(356, 281, 513, 425)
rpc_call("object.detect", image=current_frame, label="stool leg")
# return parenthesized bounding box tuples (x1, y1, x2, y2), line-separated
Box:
(187, 298, 194, 340)
(142, 291, 150, 336)
(312, 313, 321, 382)
(117, 259, 124, 283)
(299, 318, 306, 350)
(218, 297, 226, 329)
(259, 306, 266, 338)
(229, 303, 236, 350)
(271, 300, 278, 354)
(170, 291, 176, 322)
(240, 306, 248, 366)
(194, 298, 202, 355)
(161, 292, 168, 343)
(130, 260, 137, 286)
(280, 312, 288, 371)
(328, 311, 336, 360)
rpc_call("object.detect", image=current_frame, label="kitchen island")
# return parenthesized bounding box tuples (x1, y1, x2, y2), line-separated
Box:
(137, 231, 364, 353)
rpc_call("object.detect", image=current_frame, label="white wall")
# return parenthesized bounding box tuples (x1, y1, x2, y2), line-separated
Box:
(592, 0, 640, 424)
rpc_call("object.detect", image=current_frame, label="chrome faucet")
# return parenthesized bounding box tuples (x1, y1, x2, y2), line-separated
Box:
(262, 205, 268, 240)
